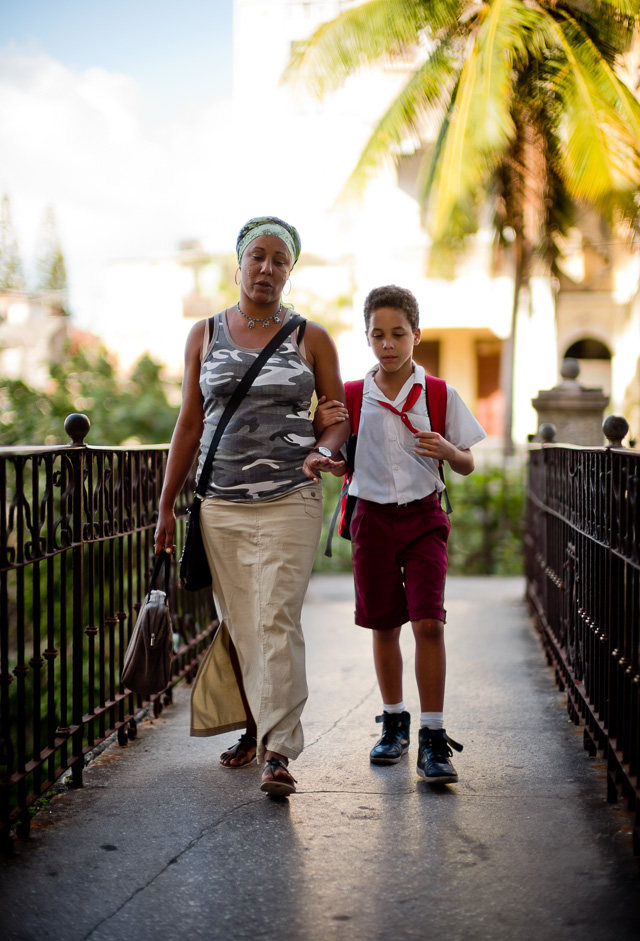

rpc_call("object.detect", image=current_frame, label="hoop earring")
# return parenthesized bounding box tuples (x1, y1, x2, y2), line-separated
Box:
(283, 279, 291, 296)
(235, 266, 241, 286)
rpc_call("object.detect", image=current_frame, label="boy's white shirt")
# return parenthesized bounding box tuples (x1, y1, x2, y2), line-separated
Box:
(348, 363, 487, 505)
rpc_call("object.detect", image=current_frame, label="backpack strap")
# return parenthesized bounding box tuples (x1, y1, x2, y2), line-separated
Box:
(424, 375, 447, 436)
(324, 476, 351, 559)
(344, 380, 364, 433)
(324, 379, 364, 558)
(424, 375, 452, 513)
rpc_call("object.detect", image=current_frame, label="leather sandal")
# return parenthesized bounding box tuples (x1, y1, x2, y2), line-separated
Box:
(219, 732, 257, 768)
(259, 757, 297, 797)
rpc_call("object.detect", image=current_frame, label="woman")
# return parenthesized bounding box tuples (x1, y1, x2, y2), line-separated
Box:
(154, 216, 347, 797)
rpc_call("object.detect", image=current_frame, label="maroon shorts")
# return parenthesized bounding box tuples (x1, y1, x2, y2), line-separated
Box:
(351, 493, 450, 630)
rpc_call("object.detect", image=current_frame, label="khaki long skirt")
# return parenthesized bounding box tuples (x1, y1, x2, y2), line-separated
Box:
(190, 485, 323, 763)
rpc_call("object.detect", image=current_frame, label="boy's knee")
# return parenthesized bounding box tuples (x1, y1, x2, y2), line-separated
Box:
(412, 618, 444, 640)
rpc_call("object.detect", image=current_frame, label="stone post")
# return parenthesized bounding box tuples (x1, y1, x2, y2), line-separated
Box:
(531, 359, 609, 445)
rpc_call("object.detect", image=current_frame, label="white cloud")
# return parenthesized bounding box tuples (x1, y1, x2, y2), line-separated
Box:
(0, 45, 236, 332)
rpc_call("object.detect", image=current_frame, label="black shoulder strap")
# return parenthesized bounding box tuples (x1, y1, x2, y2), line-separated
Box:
(196, 315, 305, 497)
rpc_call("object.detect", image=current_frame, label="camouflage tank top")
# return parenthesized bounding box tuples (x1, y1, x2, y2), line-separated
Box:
(196, 309, 317, 502)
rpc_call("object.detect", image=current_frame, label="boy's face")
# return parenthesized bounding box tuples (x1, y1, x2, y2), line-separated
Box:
(367, 307, 421, 376)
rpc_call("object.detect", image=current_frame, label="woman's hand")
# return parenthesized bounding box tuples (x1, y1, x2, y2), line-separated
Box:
(154, 505, 177, 556)
(302, 450, 346, 483)
(314, 395, 348, 433)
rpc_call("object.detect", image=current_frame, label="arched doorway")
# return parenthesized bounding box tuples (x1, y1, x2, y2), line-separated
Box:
(564, 338, 612, 395)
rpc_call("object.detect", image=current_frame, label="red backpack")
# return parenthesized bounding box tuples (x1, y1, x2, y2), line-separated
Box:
(325, 376, 449, 558)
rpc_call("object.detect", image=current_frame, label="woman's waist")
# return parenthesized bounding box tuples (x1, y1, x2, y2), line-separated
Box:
(201, 478, 317, 506)
(199, 475, 315, 504)
(196, 443, 314, 495)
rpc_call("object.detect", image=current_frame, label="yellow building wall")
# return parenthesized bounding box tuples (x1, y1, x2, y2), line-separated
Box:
(418, 326, 502, 412)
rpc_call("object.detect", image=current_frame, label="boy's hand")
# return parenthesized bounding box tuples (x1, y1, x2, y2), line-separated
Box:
(414, 431, 455, 462)
(414, 433, 475, 475)
(314, 395, 348, 432)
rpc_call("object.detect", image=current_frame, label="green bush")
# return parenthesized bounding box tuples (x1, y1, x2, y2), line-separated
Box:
(313, 464, 524, 576)
(446, 465, 524, 575)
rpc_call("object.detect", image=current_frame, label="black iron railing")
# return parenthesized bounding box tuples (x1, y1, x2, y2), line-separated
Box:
(0, 415, 216, 848)
(524, 420, 639, 853)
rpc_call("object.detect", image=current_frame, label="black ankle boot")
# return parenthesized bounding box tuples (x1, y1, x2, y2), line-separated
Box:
(416, 727, 462, 783)
(369, 711, 411, 764)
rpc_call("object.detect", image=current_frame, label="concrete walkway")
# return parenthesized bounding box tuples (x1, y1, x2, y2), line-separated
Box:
(1, 576, 639, 941)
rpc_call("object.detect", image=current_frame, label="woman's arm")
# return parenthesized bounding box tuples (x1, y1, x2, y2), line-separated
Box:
(302, 322, 350, 480)
(154, 321, 207, 554)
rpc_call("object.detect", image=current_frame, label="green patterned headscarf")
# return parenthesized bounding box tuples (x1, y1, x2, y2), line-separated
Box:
(236, 216, 301, 269)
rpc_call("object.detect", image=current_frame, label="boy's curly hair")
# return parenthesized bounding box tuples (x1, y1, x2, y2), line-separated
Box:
(363, 285, 420, 331)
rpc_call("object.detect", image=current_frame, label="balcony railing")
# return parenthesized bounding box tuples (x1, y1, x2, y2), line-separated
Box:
(0, 414, 216, 849)
(524, 422, 639, 854)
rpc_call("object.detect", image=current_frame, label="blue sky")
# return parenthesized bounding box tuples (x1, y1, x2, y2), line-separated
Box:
(1, 0, 234, 113)
(0, 0, 237, 329)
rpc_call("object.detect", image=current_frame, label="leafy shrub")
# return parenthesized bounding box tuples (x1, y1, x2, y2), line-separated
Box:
(446, 465, 524, 575)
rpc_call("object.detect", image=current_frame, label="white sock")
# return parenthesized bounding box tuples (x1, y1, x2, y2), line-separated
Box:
(383, 701, 405, 714)
(420, 711, 444, 729)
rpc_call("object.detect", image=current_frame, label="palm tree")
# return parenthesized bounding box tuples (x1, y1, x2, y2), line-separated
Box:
(286, 0, 640, 452)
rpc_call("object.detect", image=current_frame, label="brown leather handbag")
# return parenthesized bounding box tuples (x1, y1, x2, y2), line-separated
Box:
(121, 551, 173, 696)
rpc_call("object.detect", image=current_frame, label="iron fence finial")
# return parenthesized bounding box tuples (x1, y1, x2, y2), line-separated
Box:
(603, 415, 629, 448)
(64, 413, 91, 446)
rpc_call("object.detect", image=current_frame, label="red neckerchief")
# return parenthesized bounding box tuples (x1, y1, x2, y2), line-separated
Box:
(378, 382, 422, 435)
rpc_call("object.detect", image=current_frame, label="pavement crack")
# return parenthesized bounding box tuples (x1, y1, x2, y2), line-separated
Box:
(304, 681, 378, 749)
(81, 795, 265, 940)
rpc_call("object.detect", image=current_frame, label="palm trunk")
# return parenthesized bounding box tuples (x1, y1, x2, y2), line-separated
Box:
(502, 229, 525, 457)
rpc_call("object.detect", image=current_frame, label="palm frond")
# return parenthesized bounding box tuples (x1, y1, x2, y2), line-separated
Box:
(424, 0, 551, 240)
(559, 0, 640, 66)
(559, 10, 640, 143)
(545, 12, 640, 201)
(421, 75, 462, 201)
(424, 46, 496, 241)
(563, 0, 640, 17)
(336, 43, 461, 201)
(474, 0, 554, 146)
(284, 0, 458, 98)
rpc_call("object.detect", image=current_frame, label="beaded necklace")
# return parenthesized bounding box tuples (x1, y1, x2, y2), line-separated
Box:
(237, 301, 282, 329)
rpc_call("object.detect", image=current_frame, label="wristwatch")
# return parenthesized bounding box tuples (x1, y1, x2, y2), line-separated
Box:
(315, 446, 332, 458)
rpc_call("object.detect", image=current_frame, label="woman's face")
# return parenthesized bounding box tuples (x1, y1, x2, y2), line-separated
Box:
(240, 235, 292, 304)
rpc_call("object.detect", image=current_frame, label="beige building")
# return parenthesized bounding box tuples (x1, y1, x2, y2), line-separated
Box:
(0, 291, 69, 389)
(554, 213, 640, 437)
(100, 0, 639, 448)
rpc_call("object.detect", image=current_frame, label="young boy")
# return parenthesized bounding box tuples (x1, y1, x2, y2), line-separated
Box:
(317, 286, 486, 782)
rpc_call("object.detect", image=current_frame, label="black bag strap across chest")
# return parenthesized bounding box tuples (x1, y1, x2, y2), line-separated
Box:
(196, 315, 306, 498)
